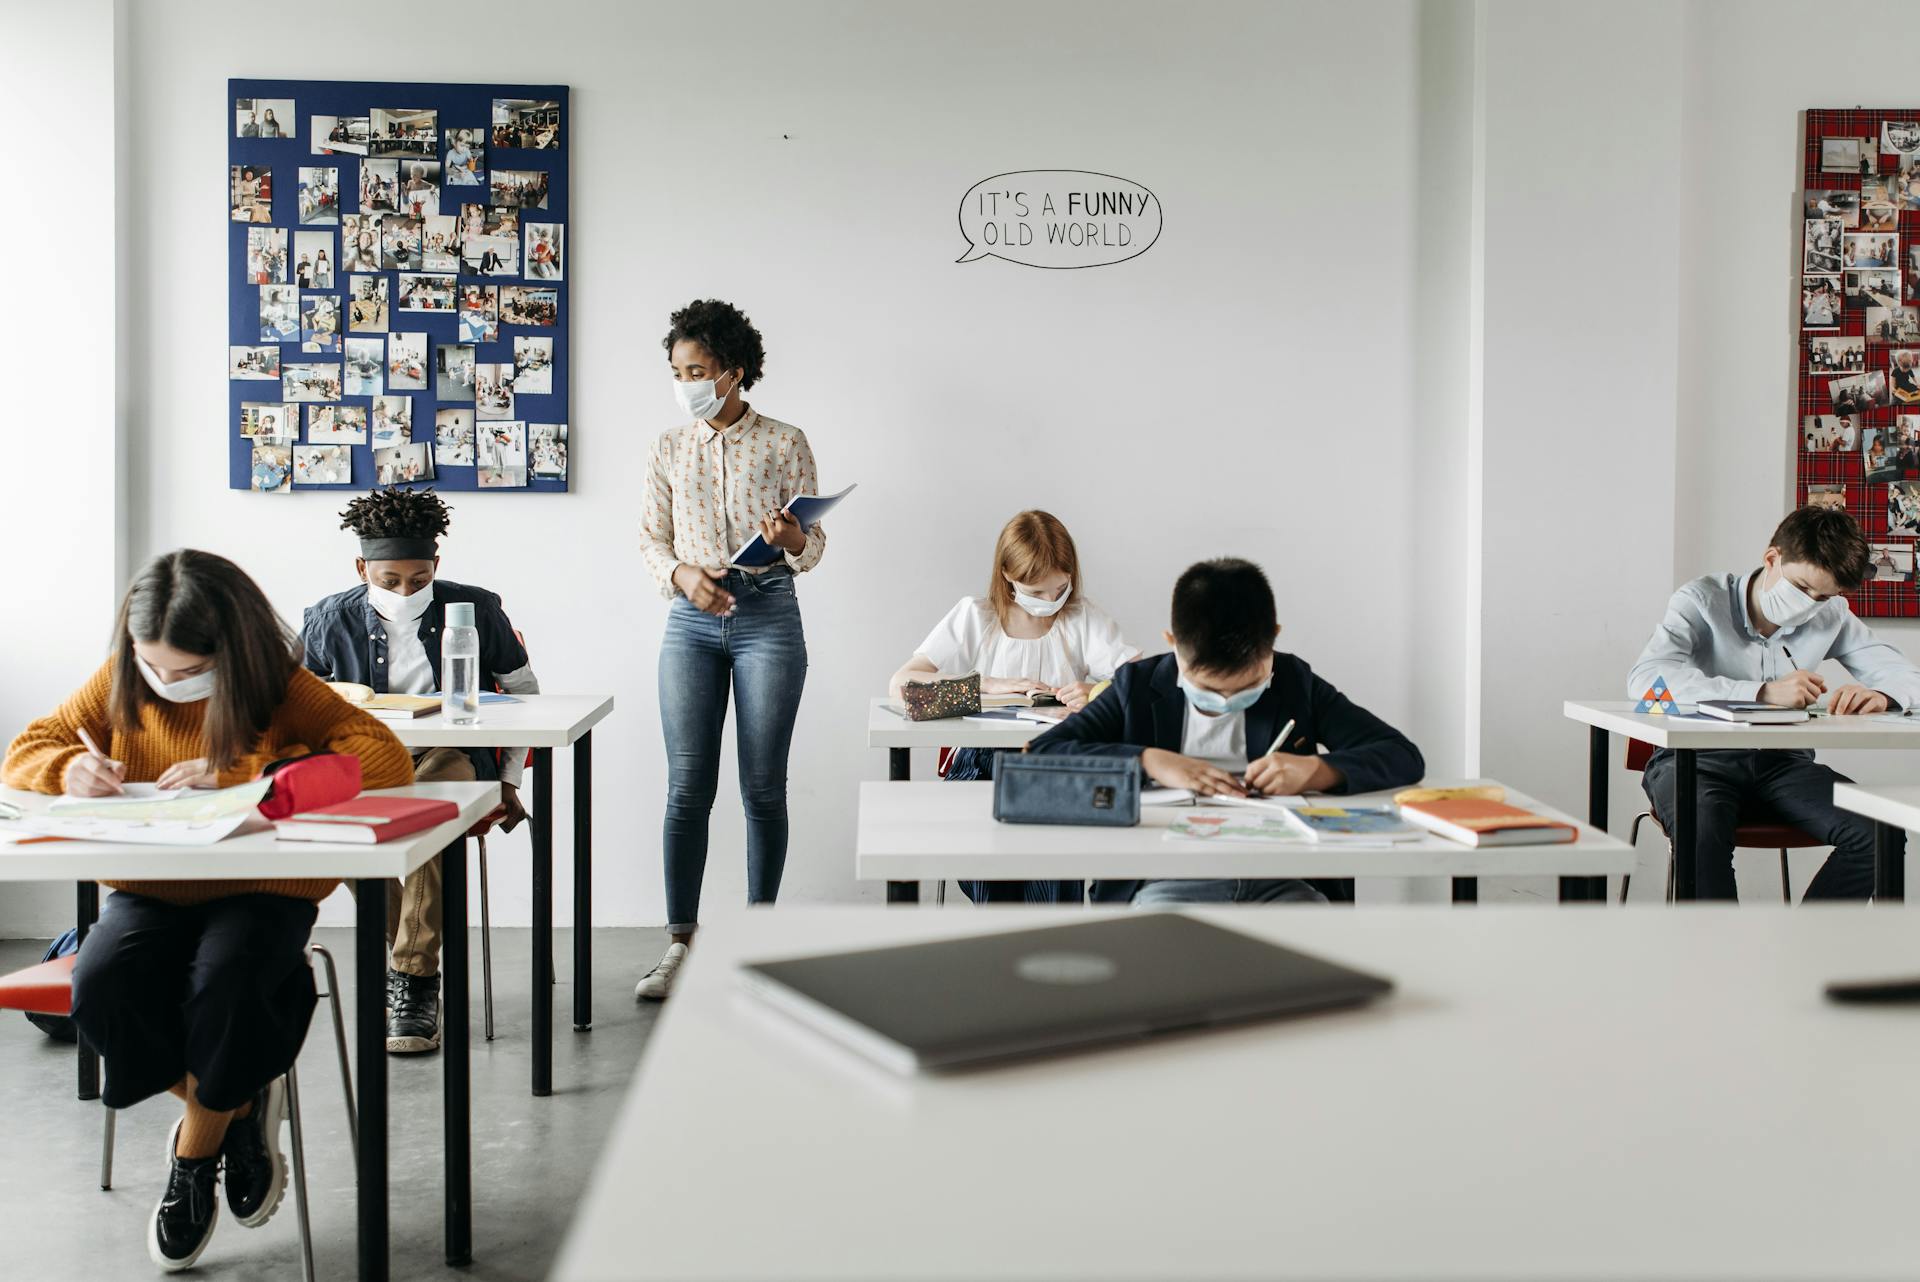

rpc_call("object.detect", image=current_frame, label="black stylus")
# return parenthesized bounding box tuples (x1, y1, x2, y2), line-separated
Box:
(1824, 976, 1920, 1003)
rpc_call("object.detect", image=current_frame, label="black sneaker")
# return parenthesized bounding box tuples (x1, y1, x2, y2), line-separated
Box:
(219, 1078, 288, 1227)
(387, 968, 441, 1053)
(148, 1121, 220, 1271)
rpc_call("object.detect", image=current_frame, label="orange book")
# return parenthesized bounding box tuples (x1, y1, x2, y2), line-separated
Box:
(1398, 798, 1577, 847)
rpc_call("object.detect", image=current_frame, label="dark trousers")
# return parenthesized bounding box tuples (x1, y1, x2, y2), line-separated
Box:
(72, 891, 319, 1111)
(946, 748, 1086, 905)
(1642, 749, 1894, 901)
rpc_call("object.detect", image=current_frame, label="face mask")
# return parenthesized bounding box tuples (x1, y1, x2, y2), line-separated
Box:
(1012, 580, 1071, 618)
(674, 370, 735, 422)
(136, 655, 216, 704)
(1757, 567, 1821, 629)
(1178, 671, 1270, 716)
(367, 579, 435, 624)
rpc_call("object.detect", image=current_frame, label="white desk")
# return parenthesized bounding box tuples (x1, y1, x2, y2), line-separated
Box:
(1, 781, 500, 1282)
(857, 780, 1632, 904)
(388, 693, 614, 1096)
(1833, 784, 1920, 905)
(1566, 700, 1920, 900)
(555, 906, 1920, 1282)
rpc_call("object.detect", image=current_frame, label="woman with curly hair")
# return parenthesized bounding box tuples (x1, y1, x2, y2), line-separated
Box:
(636, 299, 826, 999)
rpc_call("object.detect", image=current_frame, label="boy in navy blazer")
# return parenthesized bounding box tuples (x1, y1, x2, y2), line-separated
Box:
(1030, 557, 1424, 905)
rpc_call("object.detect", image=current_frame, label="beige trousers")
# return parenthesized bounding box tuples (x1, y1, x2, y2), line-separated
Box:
(348, 746, 476, 977)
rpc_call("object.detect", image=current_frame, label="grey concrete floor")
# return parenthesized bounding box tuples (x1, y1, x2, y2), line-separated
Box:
(0, 926, 668, 1281)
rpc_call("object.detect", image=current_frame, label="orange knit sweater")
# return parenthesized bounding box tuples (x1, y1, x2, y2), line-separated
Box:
(3, 662, 416, 904)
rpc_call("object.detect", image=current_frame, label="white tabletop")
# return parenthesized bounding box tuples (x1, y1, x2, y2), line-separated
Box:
(387, 693, 614, 748)
(866, 697, 1050, 750)
(855, 780, 1633, 881)
(0, 782, 500, 881)
(1832, 782, 1920, 832)
(1565, 699, 1920, 750)
(555, 905, 1920, 1282)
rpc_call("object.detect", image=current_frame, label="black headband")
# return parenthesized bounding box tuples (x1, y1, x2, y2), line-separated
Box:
(359, 537, 438, 561)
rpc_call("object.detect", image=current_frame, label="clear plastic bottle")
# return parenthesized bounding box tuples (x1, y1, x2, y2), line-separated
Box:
(442, 601, 480, 725)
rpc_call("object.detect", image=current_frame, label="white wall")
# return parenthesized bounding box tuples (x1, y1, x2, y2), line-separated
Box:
(105, 0, 1430, 931)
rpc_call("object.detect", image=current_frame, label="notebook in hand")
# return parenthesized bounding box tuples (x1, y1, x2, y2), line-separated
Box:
(273, 796, 458, 844)
(1696, 700, 1809, 724)
(729, 483, 858, 567)
(1399, 797, 1577, 847)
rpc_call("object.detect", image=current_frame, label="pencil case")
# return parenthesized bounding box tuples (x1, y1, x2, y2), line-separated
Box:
(256, 752, 364, 820)
(901, 673, 981, 721)
(993, 754, 1141, 827)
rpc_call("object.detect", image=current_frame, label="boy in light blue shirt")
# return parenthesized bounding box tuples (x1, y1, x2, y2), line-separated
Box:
(1627, 507, 1920, 899)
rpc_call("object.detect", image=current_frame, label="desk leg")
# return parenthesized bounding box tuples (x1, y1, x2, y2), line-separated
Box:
(1672, 749, 1698, 902)
(532, 747, 554, 1097)
(1451, 878, 1478, 903)
(885, 747, 919, 904)
(76, 881, 98, 1101)
(1561, 725, 1610, 904)
(1874, 820, 1905, 902)
(442, 838, 471, 1265)
(354, 879, 389, 1282)
(573, 731, 593, 1032)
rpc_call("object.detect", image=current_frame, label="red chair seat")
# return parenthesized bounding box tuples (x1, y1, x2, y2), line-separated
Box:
(0, 955, 75, 1016)
(1732, 823, 1824, 850)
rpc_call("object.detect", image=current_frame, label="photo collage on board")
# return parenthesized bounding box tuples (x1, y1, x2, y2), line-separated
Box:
(228, 88, 567, 494)
(1799, 112, 1920, 615)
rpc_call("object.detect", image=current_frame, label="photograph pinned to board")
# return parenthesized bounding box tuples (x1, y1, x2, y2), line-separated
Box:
(299, 293, 341, 353)
(341, 213, 380, 272)
(298, 166, 339, 225)
(239, 401, 293, 443)
(1898, 156, 1920, 211)
(1860, 174, 1901, 231)
(1821, 136, 1877, 175)
(435, 408, 476, 466)
(293, 444, 353, 486)
(293, 230, 334, 289)
(1886, 121, 1920, 154)
(1809, 335, 1864, 373)
(530, 422, 567, 479)
(260, 284, 298, 342)
(1868, 304, 1920, 344)
(478, 418, 526, 469)
(1870, 543, 1915, 582)
(492, 98, 559, 150)
(361, 158, 398, 212)
(246, 226, 288, 284)
(229, 345, 280, 381)
(525, 222, 563, 280)
(1845, 232, 1898, 269)
(1802, 274, 1841, 326)
(476, 363, 515, 420)
(444, 128, 484, 185)
(344, 336, 382, 397)
(489, 168, 548, 209)
(399, 272, 456, 313)
(1891, 482, 1920, 538)
(235, 97, 293, 139)
(382, 215, 424, 270)
(1831, 370, 1891, 416)
(230, 164, 272, 223)
(251, 444, 292, 493)
(513, 336, 553, 393)
(1846, 269, 1900, 310)
(463, 231, 518, 276)
(313, 113, 370, 156)
(398, 161, 441, 218)
(374, 442, 435, 485)
(1804, 189, 1860, 227)
(371, 107, 438, 158)
(371, 395, 413, 448)
(1803, 414, 1858, 452)
(1864, 427, 1900, 482)
(423, 214, 461, 272)
(1808, 483, 1847, 511)
(308, 404, 368, 445)
(349, 275, 388, 331)
(436, 343, 476, 401)
(1893, 351, 1920, 405)
(388, 332, 428, 390)
(459, 285, 498, 342)
(283, 361, 342, 403)
(501, 286, 557, 326)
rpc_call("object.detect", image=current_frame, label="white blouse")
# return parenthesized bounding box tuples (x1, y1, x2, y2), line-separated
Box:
(915, 596, 1139, 691)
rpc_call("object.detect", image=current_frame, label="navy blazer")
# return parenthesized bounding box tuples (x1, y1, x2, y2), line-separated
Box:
(1028, 650, 1426, 901)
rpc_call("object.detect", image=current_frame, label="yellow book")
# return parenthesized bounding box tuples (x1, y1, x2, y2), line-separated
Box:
(1392, 784, 1506, 806)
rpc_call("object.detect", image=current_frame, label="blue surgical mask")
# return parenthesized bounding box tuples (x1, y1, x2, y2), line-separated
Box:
(1178, 671, 1269, 716)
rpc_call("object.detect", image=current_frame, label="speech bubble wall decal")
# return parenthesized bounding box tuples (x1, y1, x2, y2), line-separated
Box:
(956, 169, 1162, 269)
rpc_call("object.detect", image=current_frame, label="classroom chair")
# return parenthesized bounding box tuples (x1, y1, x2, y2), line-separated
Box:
(0, 944, 356, 1282)
(1621, 738, 1809, 904)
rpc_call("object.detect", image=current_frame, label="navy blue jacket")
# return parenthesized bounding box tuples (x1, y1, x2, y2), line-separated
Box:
(1029, 650, 1425, 901)
(301, 579, 529, 782)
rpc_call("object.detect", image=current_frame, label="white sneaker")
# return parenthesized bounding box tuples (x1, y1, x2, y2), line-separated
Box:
(634, 942, 688, 1001)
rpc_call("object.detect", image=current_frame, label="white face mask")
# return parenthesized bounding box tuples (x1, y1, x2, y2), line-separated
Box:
(136, 655, 216, 704)
(367, 579, 435, 624)
(1012, 580, 1072, 618)
(673, 370, 736, 423)
(1758, 567, 1822, 629)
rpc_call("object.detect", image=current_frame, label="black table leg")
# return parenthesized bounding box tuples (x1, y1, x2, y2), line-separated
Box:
(75, 881, 98, 1101)
(355, 878, 389, 1282)
(1451, 877, 1478, 903)
(1874, 820, 1905, 902)
(532, 747, 554, 1097)
(886, 746, 919, 904)
(1672, 748, 1698, 901)
(573, 731, 592, 1032)
(1569, 724, 1612, 905)
(442, 838, 471, 1265)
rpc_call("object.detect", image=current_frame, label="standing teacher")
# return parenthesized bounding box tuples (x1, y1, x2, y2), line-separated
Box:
(636, 299, 823, 1001)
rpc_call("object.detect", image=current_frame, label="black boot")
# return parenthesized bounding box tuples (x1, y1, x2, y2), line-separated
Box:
(148, 1122, 220, 1271)
(219, 1079, 288, 1227)
(387, 967, 441, 1053)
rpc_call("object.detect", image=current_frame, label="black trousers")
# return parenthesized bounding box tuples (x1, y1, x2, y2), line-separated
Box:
(1642, 749, 1895, 901)
(72, 891, 319, 1111)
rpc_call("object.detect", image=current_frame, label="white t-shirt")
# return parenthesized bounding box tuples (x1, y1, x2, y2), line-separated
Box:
(1181, 706, 1247, 772)
(381, 615, 435, 696)
(915, 596, 1139, 690)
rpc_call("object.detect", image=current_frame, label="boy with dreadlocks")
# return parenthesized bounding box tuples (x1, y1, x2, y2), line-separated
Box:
(301, 487, 540, 1053)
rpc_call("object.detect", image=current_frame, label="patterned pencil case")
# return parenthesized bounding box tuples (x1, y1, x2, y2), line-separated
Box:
(901, 673, 981, 721)
(993, 754, 1141, 827)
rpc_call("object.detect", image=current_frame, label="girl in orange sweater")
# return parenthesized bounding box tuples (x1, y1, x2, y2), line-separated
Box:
(3, 550, 413, 1272)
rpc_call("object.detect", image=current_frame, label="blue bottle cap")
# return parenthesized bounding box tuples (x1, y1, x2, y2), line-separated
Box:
(445, 602, 476, 628)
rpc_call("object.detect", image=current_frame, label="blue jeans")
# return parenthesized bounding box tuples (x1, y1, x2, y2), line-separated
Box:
(659, 568, 808, 932)
(1132, 879, 1328, 907)
(945, 747, 1086, 904)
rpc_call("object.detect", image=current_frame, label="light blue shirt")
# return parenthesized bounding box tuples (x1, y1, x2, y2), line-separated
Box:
(1626, 570, 1920, 710)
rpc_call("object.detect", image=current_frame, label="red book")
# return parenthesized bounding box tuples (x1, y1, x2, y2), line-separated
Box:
(272, 796, 459, 844)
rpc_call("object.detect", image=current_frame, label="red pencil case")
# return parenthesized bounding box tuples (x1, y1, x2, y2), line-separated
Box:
(256, 753, 363, 820)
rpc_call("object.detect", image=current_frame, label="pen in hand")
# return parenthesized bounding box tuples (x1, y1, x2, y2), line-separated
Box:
(1265, 718, 1298, 758)
(75, 727, 127, 796)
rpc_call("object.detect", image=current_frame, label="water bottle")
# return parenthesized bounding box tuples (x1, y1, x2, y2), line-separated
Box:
(442, 601, 480, 725)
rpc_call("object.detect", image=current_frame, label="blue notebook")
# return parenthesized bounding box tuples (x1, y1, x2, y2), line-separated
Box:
(729, 484, 859, 568)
